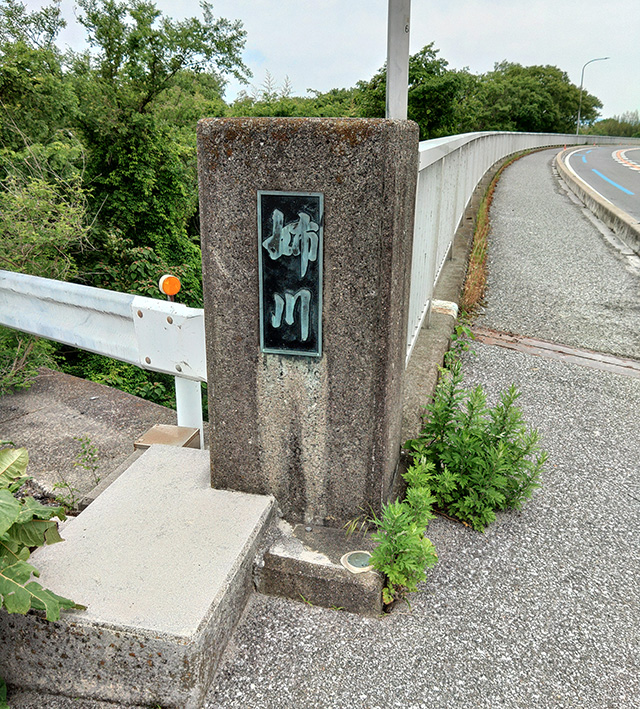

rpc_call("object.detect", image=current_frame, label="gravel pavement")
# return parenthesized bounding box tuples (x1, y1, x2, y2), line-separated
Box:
(203, 148, 640, 709)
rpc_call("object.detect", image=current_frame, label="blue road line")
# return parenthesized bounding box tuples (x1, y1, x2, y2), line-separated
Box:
(591, 169, 635, 195)
(582, 155, 587, 163)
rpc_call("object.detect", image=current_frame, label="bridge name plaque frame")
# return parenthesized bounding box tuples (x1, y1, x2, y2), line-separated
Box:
(257, 190, 323, 357)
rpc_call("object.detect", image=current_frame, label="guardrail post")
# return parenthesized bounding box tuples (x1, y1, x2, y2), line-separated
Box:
(174, 377, 204, 448)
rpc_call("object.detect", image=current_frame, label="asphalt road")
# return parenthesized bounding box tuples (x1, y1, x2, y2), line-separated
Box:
(480, 149, 640, 360)
(567, 145, 640, 220)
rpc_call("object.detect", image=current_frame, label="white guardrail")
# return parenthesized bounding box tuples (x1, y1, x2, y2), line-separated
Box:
(0, 270, 207, 444)
(406, 131, 640, 362)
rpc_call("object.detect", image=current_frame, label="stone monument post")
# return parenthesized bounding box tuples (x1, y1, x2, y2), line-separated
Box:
(197, 117, 418, 526)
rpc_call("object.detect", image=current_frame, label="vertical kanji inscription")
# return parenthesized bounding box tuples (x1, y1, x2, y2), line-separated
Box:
(258, 191, 323, 356)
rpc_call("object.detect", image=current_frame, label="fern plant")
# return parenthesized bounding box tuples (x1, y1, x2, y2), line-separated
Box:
(405, 359, 546, 531)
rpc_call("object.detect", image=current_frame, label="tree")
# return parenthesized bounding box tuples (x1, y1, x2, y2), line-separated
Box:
(0, 1, 78, 157)
(67, 0, 250, 305)
(0, 1, 90, 393)
(356, 43, 471, 139)
(462, 62, 601, 134)
(229, 73, 357, 118)
(0, 0, 247, 400)
(588, 111, 640, 138)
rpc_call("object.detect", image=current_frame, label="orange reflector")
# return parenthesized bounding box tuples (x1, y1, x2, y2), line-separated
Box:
(159, 274, 181, 296)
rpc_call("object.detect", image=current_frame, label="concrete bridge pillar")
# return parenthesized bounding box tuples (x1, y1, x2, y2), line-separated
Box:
(197, 117, 418, 526)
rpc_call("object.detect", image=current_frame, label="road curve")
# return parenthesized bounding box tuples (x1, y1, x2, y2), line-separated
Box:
(556, 146, 640, 255)
(566, 145, 640, 220)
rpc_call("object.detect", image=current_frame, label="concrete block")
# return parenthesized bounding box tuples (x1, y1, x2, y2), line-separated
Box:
(256, 520, 383, 617)
(0, 445, 276, 708)
(198, 117, 419, 527)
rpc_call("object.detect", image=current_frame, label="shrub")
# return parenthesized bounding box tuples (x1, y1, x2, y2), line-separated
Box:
(405, 359, 546, 531)
(367, 466, 439, 607)
(0, 326, 56, 395)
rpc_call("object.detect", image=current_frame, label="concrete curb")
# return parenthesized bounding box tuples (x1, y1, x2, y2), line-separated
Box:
(255, 520, 384, 617)
(402, 154, 514, 443)
(555, 148, 640, 255)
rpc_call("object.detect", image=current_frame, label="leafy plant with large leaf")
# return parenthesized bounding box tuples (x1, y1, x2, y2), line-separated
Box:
(0, 442, 84, 621)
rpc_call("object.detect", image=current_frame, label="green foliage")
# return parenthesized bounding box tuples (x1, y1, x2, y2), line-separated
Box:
(69, 0, 248, 256)
(73, 435, 100, 486)
(0, 0, 66, 49)
(0, 167, 88, 280)
(462, 62, 601, 134)
(229, 73, 357, 118)
(0, 133, 87, 395)
(370, 493, 438, 607)
(50, 434, 101, 513)
(368, 455, 439, 607)
(356, 42, 469, 139)
(52, 478, 81, 512)
(0, 0, 242, 407)
(355, 46, 603, 137)
(0, 442, 84, 621)
(0, 327, 56, 396)
(61, 351, 176, 408)
(0, 442, 28, 490)
(86, 232, 203, 307)
(405, 358, 546, 532)
(587, 110, 640, 138)
(0, 1, 76, 153)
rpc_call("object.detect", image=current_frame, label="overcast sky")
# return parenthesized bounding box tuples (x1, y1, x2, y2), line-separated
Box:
(26, 0, 639, 119)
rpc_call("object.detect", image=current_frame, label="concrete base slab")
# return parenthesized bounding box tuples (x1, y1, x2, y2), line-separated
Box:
(256, 520, 383, 617)
(0, 368, 176, 498)
(0, 445, 276, 708)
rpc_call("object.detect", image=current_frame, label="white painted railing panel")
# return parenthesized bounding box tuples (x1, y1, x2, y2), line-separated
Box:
(0, 270, 207, 442)
(406, 131, 640, 363)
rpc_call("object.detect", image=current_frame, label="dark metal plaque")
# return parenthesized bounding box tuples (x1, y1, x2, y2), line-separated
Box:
(258, 191, 323, 357)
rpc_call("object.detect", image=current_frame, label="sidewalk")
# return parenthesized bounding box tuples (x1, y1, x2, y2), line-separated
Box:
(8, 148, 640, 708)
(200, 149, 640, 708)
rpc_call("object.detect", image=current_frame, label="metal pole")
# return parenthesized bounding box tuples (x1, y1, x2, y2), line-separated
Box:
(386, 0, 411, 119)
(576, 56, 609, 136)
(175, 377, 204, 449)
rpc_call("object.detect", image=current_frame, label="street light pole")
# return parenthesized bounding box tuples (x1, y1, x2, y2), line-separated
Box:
(576, 56, 609, 136)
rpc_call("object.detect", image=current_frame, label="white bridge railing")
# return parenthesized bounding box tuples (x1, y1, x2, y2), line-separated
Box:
(406, 131, 640, 362)
(0, 270, 207, 444)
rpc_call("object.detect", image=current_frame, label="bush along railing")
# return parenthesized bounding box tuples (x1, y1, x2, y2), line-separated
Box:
(404, 335, 547, 533)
